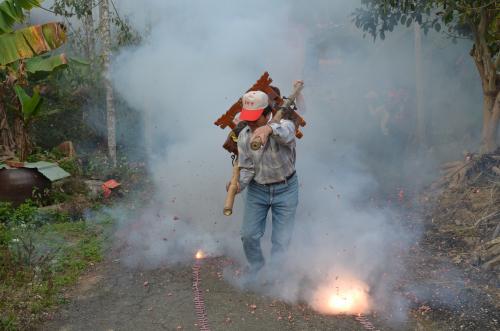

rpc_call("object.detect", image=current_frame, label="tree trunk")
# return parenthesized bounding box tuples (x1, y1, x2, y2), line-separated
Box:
(13, 117, 30, 162)
(83, 0, 95, 64)
(143, 97, 153, 158)
(99, 0, 117, 166)
(0, 101, 15, 158)
(414, 23, 426, 148)
(471, 8, 499, 154)
(482, 90, 500, 153)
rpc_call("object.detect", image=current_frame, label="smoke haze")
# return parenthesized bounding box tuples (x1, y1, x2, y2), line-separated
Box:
(104, 0, 482, 322)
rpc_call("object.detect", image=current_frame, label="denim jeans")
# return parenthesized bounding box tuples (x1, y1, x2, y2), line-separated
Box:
(241, 173, 299, 273)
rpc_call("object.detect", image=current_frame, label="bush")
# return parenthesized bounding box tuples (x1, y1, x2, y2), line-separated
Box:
(0, 202, 107, 329)
(27, 148, 82, 176)
(0, 202, 13, 224)
(0, 222, 12, 249)
(58, 157, 82, 176)
(0, 202, 72, 272)
(1, 202, 39, 269)
(83, 152, 143, 181)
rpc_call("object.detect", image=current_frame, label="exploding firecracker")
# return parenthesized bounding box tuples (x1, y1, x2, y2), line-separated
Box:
(311, 276, 371, 315)
(192, 250, 210, 331)
(195, 250, 205, 259)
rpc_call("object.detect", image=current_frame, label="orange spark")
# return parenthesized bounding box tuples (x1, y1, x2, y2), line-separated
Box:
(195, 250, 205, 259)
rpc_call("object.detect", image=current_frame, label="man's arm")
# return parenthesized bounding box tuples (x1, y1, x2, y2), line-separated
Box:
(268, 119, 296, 145)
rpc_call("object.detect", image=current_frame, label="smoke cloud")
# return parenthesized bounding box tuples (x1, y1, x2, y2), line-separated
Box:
(108, 0, 481, 323)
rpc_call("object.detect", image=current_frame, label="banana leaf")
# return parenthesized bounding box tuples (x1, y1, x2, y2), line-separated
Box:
(25, 53, 69, 80)
(0, 22, 66, 66)
(25, 53, 67, 72)
(68, 56, 90, 67)
(0, 0, 42, 34)
(14, 84, 43, 121)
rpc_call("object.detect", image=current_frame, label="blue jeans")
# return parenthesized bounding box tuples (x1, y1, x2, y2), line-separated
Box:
(241, 173, 299, 272)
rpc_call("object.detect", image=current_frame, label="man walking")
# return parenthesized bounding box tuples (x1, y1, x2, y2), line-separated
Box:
(230, 89, 299, 276)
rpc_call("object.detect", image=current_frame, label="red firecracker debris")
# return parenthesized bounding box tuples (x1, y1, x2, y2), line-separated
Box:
(102, 179, 121, 198)
(398, 189, 405, 202)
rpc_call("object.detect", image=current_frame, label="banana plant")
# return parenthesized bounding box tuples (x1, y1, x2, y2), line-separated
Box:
(0, 22, 67, 66)
(25, 53, 68, 74)
(0, 0, 42, 34)
(13, 85, 42, 122)
(0, 0, 69, 161)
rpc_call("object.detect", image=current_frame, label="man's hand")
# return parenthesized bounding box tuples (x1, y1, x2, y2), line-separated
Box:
(226, 181, 241, 194)
(251, 125, 273, 148)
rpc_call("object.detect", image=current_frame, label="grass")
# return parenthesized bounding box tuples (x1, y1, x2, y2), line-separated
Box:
(0, 215, 111, 330)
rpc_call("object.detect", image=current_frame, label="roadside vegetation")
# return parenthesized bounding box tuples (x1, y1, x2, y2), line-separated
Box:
(0, 201, 111, 330)
(0, 1, 145, 329)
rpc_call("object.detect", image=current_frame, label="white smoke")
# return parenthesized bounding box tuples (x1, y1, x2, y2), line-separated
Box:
(108, 0, 480, 322)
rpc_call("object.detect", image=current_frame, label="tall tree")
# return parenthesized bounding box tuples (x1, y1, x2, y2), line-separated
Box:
(354, 0, 500, 154)
(82, 0, 95, 63)
(414, 22, 426, 148)
(99, 0, 116, 165)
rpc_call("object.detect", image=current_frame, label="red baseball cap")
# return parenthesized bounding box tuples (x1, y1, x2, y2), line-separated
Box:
(240, 91, 269, 121)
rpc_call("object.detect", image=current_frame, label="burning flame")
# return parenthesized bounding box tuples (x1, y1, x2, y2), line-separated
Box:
(311, 276, 371, 315)
(195, 250, 205, 259)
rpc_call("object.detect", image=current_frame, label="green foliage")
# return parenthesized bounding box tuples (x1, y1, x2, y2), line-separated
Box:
(0, 201, 13, 224)
(14, 84, 43, 122)
(84, 152, 141, 181)
(0, 2, 70, 161)
(26, 150, 90, 206)
(0, 315, 17, 331)
(25, 53, 69, 79)
(113, 14, 142, 47)
(9, 200, 37, 225)
(26, 147, 57, 162)
(0, 222, 12, 246)
(45, 187, 71, 204)
(51, 0, 142, 50)
(0, 201, 40, 268)
(0, 0, 42, 34)
(58, 157, 82, 175)
(353, 0, 498, 52)
(50, 225, 102, 287)
(83, 151, 113, 177)
(51, 0, 93, 19)
(0, 22, 67, 65)
(42, 209, 71, 223)
(27, 147, 82, 176)
(67, 56, 90, 67)
(0, 202, 109, 330)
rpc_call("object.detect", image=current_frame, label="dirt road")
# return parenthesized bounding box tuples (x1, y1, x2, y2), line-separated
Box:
(39, 256, 388, 331)
(40, 247, 500, 331)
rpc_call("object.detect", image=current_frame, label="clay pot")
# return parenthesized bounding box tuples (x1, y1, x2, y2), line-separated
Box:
(0, 168, 51, 206)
